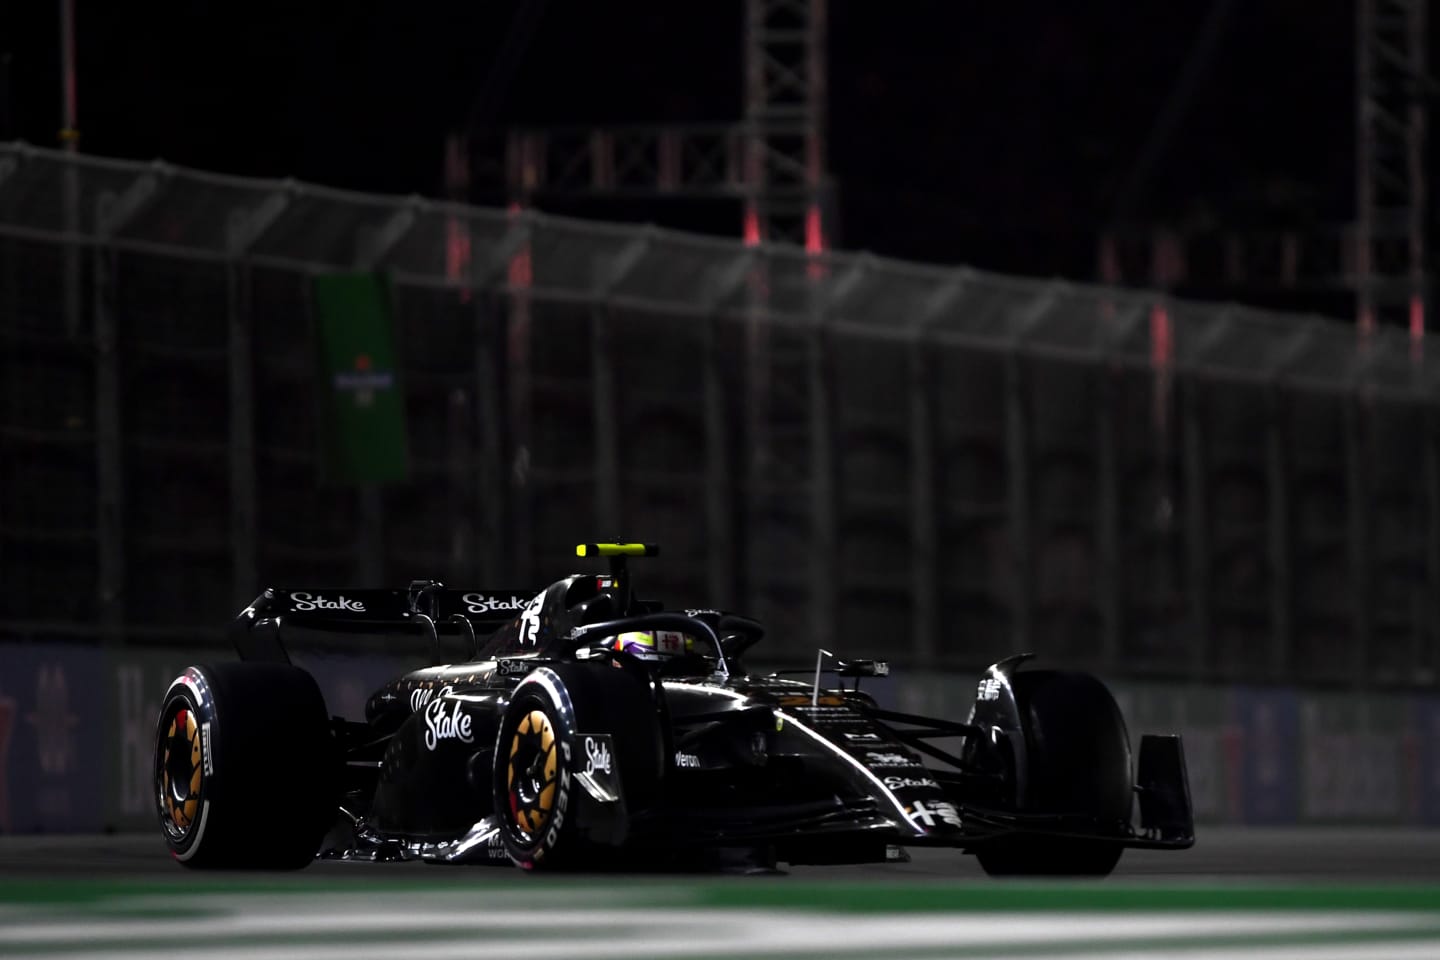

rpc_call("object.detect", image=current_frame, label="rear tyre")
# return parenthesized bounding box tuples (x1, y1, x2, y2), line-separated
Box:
(494, 664, 662, 870)
(976, 669, 1131, 877)
(154, 663, 338, 869)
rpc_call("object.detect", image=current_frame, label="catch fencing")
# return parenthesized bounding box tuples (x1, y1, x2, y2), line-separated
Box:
(1, 141, 1437, 686)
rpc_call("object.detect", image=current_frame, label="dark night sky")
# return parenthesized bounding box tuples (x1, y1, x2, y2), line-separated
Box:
(0, 1, 1382, 284)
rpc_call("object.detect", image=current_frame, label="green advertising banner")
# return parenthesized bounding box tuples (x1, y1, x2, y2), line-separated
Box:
(313, 272, 409, 484)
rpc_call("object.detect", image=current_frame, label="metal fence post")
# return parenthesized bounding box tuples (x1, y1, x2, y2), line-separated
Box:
(1265, 385, 1294, 677)
(1004, 351, 1033, 649)
(700, 253, 753, 610)
(702, 312, 737, 608)
(1425, 406, 1440, 681)
(90, 173, 162, 638)
(1002, 285, 1068, 653)
(224, 191, 287, 588)
(226, 263, 257, 603)
(908, 277, 962, 667)
(1345, 392, 1373, 683)
(1422, 405, 1440, 680)
(591, 304, 621, 532)
(445, 385, 474, 584)
(92, 236, 124, 644)
(741, 262, 768, 626)
(588, 234, 649, 537)
(909, 339, 938, 667)
(1096, 368, 1120, 670)
(508, 219, 535, 585)
(355, 489, 385, 585)
(474, 291, 508, 586)
(1181, 376, 1211, 676)
(1094, 298, 1148, 672)
(62, 154, 81, 340)
(809, 314, 836, 646)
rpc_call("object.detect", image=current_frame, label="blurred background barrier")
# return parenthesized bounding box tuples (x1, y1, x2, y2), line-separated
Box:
(2, 643, 1439, 831)
(3, 142, 1440, 829)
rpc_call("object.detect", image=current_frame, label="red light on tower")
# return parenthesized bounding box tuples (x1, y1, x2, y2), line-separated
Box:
(445, 219, 471, 300)
(743, 207, 762, 247)
(1409, 295, 1425, 341)
(804, 204, 824, 255)
(1150, 303, 1173, 368)
(1150, 303, 1173, 434)
(506, 203, 532, 290)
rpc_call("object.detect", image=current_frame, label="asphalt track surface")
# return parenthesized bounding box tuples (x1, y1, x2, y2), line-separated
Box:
(3, 829, 1440, 959)
(1, 826, 1437, 879)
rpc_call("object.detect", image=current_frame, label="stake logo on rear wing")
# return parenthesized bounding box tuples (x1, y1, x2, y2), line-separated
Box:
(231, 585, 540, 663)
(263, 588, 538, 621)
(289, 592, 367, 613)
(462, 593, 533, 614)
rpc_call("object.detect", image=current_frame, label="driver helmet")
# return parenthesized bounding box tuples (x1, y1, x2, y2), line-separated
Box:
(612, 629, 695, 661)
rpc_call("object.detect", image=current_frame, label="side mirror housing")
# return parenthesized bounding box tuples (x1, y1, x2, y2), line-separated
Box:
(835, 659, 889, 678)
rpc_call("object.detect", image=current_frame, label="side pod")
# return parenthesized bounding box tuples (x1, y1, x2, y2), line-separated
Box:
(1135, 734, 1195, 847)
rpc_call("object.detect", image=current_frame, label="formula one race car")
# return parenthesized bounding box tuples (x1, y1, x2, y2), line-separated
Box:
(153, 543, 1193, 874)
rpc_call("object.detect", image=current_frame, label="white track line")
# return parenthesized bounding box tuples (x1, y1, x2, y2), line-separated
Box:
(5, 907, 1440, 959)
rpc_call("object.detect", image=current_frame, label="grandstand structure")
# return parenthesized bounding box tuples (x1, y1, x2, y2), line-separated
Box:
(1102, 0, 1432, 335)
(1, 141, 1438, 687)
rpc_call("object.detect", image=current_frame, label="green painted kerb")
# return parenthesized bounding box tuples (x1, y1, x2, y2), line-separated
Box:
(3, 877, 1440, 913)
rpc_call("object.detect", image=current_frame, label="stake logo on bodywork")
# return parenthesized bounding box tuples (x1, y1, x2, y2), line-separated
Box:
(584, 736, 612, 776)
(884, 775, 939, 791)
(574, 735, 620, 803)
(423, 695, 474, 751)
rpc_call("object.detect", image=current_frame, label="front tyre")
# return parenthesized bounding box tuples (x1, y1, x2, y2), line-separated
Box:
(494, 664, 661, 870)
(976, 669, 1131, 877)
(155, 663, 338, 869)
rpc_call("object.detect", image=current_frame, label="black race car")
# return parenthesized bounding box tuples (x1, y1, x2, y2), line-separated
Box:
(153, 543, 1193, 874)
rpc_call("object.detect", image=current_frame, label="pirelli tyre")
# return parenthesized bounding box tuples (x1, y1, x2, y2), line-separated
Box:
(976, 669, 1132, 877)
(154, 663, 338, 869)
(493, 663, 662, 870)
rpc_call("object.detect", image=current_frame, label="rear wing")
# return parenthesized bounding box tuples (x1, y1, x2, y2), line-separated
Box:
(230, 581, 538, 664)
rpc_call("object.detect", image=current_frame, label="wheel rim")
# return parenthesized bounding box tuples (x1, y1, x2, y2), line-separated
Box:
(506, 708, 558, 839)
(158, 700, 203, 842)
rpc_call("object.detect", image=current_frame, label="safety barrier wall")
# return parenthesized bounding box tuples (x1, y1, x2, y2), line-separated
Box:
(2, 644, 1437, 832)
(2, 142, 1439, 690)
(898, 674, 1440, 826)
